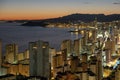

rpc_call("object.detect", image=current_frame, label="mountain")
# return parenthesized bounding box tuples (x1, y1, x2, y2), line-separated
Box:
(46, 13, 120, 23)
(21, 13, 120, 27)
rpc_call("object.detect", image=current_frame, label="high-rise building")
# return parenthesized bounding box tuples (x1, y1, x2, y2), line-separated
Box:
(105, 38, 115, 55)
(89, 56, 97, 80)
(81, 53, 88, 72)
(89, 55, 103, 80)
(29, 40, 50, 79)
(74, 39, 82, 56)
(61, 49, 67, 62)
(81, 53, 88, 63)
(5, 44, 18, 63)
(83, 30, 89, 45)
(70, 56, 79, 72)
(105, 49, 111, 63)
(49, 48, 56, 66)
(17, 49, 29, 61)
(52, 53, 64, 73)
(97, 60, 103, 80)
(7, 63, 29, 76)
(17, 52, 24, 61)
(92, 30, 97, 43)
(24, 49, 29, 59)
(94, 17, 98, 29)
(81, 72, 88, 80)
(0, 40, 7, 76)
(0, 39, 2, 66)
(61, 40, 72, 57)
(115, 64, 120, 80)
(0, 39, 2, 75)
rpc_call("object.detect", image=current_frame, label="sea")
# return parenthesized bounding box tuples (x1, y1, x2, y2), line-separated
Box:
(0, 22, 81, 53)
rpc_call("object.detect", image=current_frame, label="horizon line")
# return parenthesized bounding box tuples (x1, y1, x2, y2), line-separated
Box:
(0, 13, 120, 21)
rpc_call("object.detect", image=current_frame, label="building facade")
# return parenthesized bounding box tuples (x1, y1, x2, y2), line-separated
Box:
(29, 40, 50, 79)
(5, 44, 18, 63)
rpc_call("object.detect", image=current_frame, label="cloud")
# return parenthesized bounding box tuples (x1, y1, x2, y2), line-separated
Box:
(113, 0, 120, 5)
(113, 2, 120, 4)
(83, 2, 91, 4)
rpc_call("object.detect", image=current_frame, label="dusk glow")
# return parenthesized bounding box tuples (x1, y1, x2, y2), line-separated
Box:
(0, 0, 120, 20)
(0, 0, 120, 79)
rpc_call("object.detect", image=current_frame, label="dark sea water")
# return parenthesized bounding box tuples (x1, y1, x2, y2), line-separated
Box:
(0, 22, 81, 53)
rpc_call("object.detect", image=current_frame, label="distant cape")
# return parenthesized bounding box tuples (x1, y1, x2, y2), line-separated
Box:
(21, 21, 48, 27)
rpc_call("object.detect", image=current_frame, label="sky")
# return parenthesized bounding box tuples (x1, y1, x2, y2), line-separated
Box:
(0, 0, 120, 20)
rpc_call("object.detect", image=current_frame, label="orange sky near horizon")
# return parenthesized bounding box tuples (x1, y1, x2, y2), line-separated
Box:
(0, 0, 120, 20)
(1, 9, 119, 20)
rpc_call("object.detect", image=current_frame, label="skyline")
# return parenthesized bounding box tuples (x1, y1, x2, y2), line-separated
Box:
(0, 0, 120, 20)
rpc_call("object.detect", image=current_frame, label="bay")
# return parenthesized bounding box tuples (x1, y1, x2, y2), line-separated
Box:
(0, 22, 81, 53)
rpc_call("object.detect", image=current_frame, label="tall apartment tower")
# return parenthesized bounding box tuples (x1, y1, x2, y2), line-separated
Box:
(74, 39, 82, 56)
(70, 56, 79, 72)
(0, 39, 2, 75)
(105, 38, 115, 55)
(115, 64, 120, 80)
(49, 48, 56, 66)
(105, 49, 111, 63)
(5, 44, 18, 63)
(90, 55, 103, 80)
(89, 56, 97, 80)
(81, 53, 88, 72)
(61, 39, 72, 57)
(0, 39, 2, 66)
(24, 49, 29, 59)
(29, 40, 50, 79)
(96, 51, 103, 80)
(92, 30, 97, 43)
(83, 30, 89, 45)
(94, 17, 98, 29)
